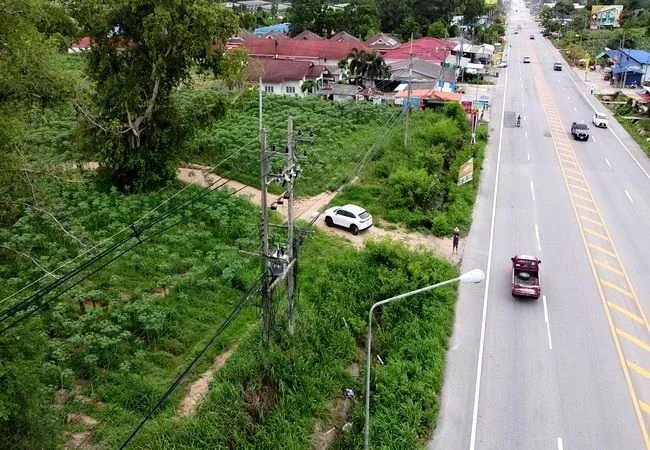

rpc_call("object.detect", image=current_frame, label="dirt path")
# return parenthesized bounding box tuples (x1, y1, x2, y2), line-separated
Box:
(177, 165, 463, 264)
(177, 344, 239, 417)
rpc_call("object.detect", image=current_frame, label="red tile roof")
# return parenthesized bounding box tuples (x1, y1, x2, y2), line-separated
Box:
(244, 58, 328, 82)
(242, 39, 370, 61)
(293, 30, 323, 40)
(383, 37, 455, 63)
(329, 31, 362, 43)
(72, 36, 93, 49)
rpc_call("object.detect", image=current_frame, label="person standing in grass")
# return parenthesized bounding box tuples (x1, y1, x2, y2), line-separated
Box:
(452, 227, 460, 254)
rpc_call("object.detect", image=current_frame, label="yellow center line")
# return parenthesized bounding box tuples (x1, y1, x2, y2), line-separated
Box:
(530, 40, 650, 448)
(602, 279, 634, 298)
(563, 167, 583, 177)
(576, 203, 599, 214)
(609, 302, 645, 324)
(579, 215, 604, 226)
(572, 193, 594, 203)
(569, 183, 590, 193)
(583, 227, 610, 242)
(588, 243, 617, 257)
(618, 328, 650, 352)
(595, 259, 625, 276)
(641, 401, 650, 414)
(566, 175, 586, 184)
(628, 360, 650, 380)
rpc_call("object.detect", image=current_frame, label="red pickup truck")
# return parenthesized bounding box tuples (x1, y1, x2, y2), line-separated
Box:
(511, 255, 541, 298)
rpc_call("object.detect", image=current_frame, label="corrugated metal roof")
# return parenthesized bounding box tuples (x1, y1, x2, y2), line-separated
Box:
(243, 39, 370, 60)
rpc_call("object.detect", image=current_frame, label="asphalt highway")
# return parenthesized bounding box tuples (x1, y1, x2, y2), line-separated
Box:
(431, 3, 650, 449)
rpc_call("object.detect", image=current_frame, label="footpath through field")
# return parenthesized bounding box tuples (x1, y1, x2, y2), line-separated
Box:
(177, 165, 463, 264)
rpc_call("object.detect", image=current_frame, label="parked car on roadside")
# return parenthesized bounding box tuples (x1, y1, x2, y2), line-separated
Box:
(497, 61, 508, 68)
(592, 112, 609, 128)
(323, 204, 373, 235)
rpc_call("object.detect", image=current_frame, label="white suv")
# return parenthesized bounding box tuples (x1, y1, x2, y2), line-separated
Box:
(592, 112, 608, 128)
(323, 204, 373, 235)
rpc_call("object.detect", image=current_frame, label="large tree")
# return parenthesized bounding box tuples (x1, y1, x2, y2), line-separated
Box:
(0, 0, 71, 104)
(288, 0, 323, 36)
(71, 0, 238, 192)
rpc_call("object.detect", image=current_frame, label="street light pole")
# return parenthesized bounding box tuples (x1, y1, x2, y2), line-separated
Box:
(363, 269, 486, 449)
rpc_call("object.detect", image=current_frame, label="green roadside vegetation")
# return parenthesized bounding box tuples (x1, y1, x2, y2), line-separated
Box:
(335, 107, 487, 236)
(601, 92, 650, 158)
(183, 95, 401, 196)
(2, 86, 484, 448)
(2, 3, 490, 447)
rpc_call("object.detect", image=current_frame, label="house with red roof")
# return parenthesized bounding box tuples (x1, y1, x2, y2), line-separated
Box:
(244, 58, 332, 96)
(364, 33, 400, 55)
(329, 31, 362, 43)
(293, 30, 323, 40)
(383, 37, 455, 64)
(242, 39, 370, 65)
(68, 36, 93, 53)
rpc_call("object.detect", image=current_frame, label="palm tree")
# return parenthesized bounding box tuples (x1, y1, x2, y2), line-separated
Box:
(346, 49, 391, 87)
(365, 50, 390, 87)
(347, 47, 369, 85)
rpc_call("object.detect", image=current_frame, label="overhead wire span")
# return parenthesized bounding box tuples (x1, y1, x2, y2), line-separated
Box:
(0, 136, 259, 307)
(292, 107, 405, 224)
(297, 107, 406, 236)
(117, 274, 263, 450)
(0, 148, 264, 333)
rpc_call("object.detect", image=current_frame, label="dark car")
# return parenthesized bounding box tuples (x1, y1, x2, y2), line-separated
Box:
(571, 122, 590, 141)
(553, 62, 562, 71)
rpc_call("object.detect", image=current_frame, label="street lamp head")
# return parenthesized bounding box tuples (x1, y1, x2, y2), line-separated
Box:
(459, 268, 486, 283)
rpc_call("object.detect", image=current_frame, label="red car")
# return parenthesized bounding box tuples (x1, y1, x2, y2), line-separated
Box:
(511, 255, 541, 298)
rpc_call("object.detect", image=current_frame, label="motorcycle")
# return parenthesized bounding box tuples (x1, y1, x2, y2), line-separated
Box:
(516, 117, 521, 127)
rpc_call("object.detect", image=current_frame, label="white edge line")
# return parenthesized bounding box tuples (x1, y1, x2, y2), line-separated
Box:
(605, 158, 611, 168)
(535, 223, 541, 252)
(530, 180, 536, 201)
(543, 295, 553, 350)
(560, 52, 650, 182)
(557, 437, 564, 450)
(625, 189, 634, 204)
(469, 40, 508, 450)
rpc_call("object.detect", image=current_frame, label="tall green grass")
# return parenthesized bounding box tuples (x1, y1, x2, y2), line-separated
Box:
(334, 107, 488, 236)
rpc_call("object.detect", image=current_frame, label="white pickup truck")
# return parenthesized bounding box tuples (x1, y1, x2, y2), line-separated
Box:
(592, 112, 608, 128)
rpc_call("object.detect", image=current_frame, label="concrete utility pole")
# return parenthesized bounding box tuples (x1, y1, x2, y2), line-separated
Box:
(259, 116, 313, 343)
(260, 128, 271, 343)
(403, 35, 414, 148)
(286, 117, 296, 335)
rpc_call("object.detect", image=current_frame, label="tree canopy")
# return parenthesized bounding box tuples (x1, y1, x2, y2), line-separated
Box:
(71, 0, 239, 192)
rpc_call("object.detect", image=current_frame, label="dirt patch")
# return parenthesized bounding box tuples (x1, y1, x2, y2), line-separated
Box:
(177, 345, 238, 417)
(176, 166, 464, 263)
(243, 373, 279, 422)
(64, 431, 92, 450)
(67, 414, 98, 426)
(313, 397, 353, 450)
(154, 286, 170, 297)
(348, 362, 360, 378)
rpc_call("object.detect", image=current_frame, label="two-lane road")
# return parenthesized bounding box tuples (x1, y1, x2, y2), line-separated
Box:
(432, 3, 650, 449)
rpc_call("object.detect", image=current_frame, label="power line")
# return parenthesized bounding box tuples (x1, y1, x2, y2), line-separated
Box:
(0, 137, 259, 308)
(297, 107, 406, 236)
(117, 274, 263, 449)
(0, 156, 265, 335)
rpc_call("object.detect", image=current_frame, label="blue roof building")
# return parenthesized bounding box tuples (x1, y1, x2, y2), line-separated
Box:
(253, 23, 290, 36)
(600, 48, 650, 87)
